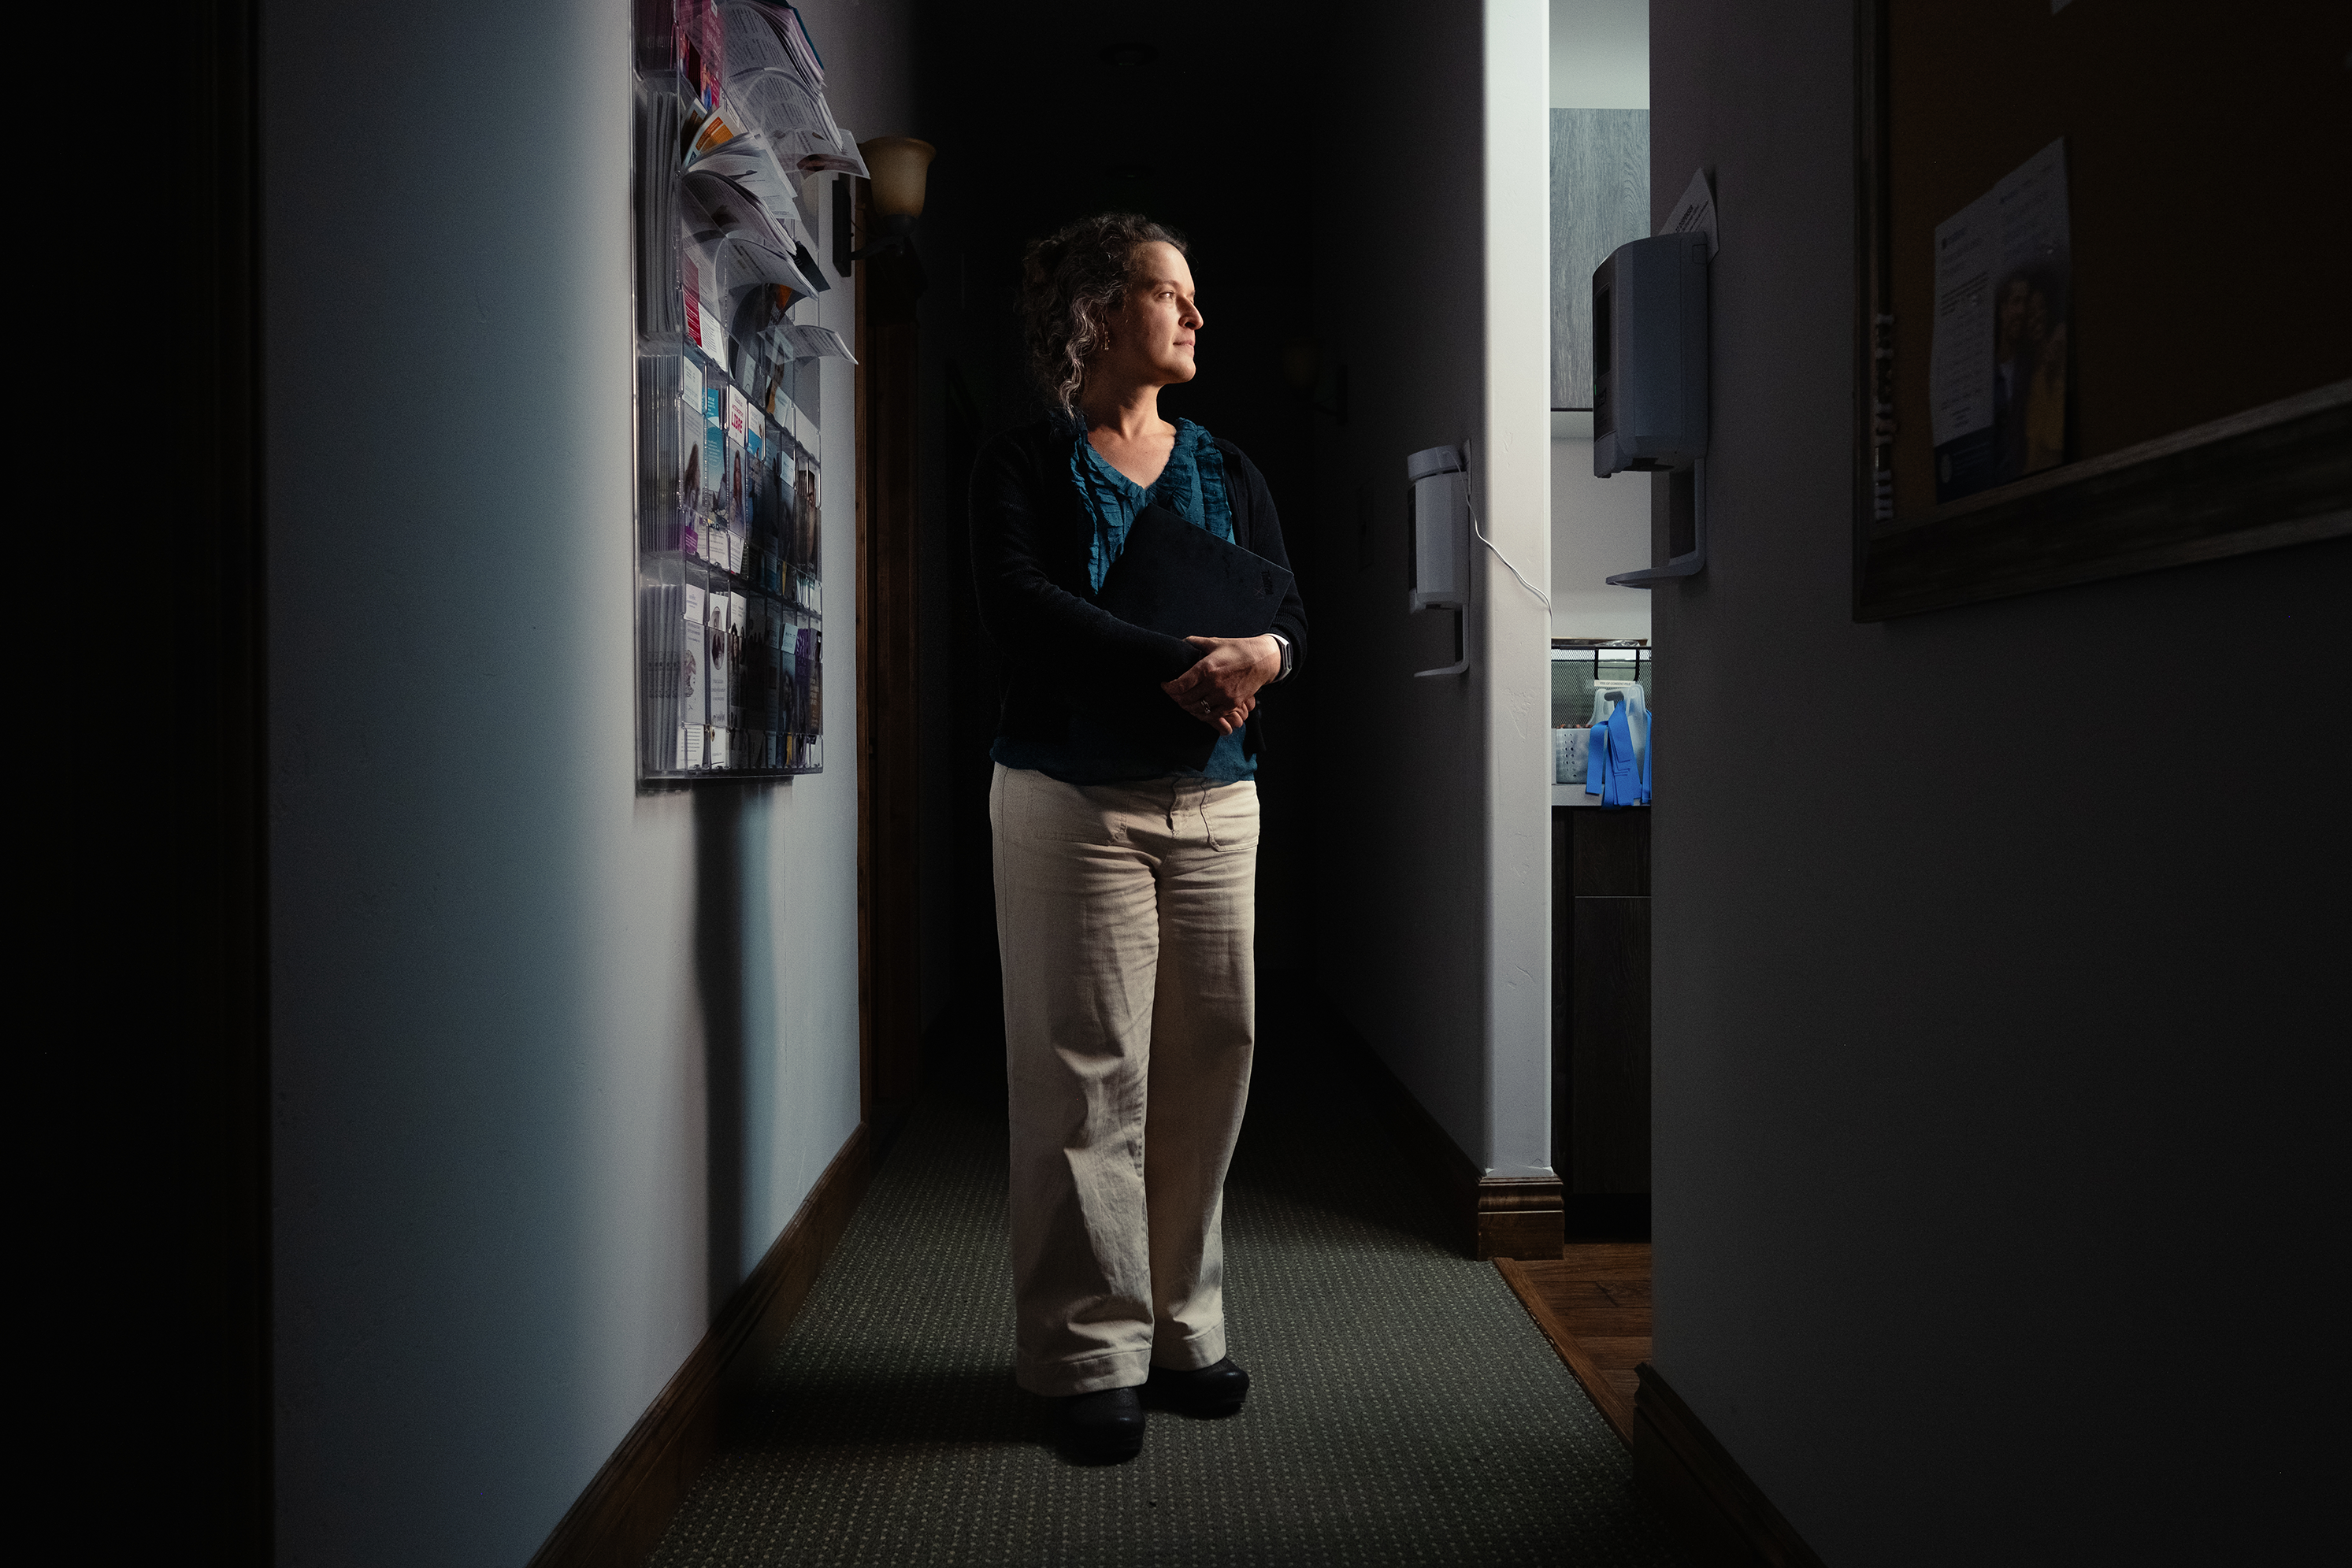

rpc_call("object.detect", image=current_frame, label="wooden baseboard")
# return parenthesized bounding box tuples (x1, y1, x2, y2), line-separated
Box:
(526, 1121, 874, 1568)
(1632, 1362, 1826, 1568)
(1344, 1025, 1563, 1260)
(1494, 1257, 1634, 1443)
(1477, 1177, 1566, 1259)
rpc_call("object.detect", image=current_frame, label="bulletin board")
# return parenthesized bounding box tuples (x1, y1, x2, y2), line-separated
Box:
(1853, 0, 2352, 620)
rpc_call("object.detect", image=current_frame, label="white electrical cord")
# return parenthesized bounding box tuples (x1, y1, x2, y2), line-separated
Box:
(1460, 438, 1552, 609)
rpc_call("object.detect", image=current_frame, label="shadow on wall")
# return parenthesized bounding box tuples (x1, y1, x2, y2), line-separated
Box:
(696, 785, 747, 1310)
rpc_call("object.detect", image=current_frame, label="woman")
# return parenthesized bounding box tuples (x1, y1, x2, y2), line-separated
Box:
(969, 213, 1308, 1462)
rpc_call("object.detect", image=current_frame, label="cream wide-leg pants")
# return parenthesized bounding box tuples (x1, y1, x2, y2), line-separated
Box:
(989, 762, 1259, 1397)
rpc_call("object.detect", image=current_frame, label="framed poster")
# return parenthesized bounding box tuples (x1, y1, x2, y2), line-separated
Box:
(1852, 0, 2351, 621)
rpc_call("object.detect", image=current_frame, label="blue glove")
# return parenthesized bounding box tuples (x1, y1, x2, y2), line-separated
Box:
(1601, 699, 1641, 806)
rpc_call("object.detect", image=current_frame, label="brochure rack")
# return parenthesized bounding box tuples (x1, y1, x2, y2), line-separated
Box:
(632, 0, 863, 780)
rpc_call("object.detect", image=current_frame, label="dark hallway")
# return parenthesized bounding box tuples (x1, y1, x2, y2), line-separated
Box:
(902, 0, 1337, 1110)
(123, 0, 2351, 1562)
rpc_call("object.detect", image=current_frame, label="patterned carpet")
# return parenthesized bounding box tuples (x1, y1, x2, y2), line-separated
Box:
(647, 1001, 1686, 1566)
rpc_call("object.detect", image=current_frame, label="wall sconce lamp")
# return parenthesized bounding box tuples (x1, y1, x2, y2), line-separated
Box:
(841, 137, 935, 268)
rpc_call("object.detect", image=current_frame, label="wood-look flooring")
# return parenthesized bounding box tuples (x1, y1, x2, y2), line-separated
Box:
(1495, 1244, 1652, 1444)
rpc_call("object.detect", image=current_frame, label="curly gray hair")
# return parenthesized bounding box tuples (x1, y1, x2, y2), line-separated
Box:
(1019, 213, 1189, 418)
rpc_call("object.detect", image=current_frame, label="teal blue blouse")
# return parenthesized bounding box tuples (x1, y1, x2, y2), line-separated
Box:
(991, 419, 1257, 785)
(1075, 417, 1237, 588)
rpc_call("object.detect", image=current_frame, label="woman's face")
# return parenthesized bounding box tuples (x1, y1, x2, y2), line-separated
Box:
(1101, 242, 1203, 389)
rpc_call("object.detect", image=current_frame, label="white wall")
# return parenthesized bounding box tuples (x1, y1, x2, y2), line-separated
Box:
(1551, 435, 1654, 638)
(1649, 0, 2350, 1559)
(1551, 0, 1649, 108)
(1481, 2, 1556, 1177)
(265, 2, 906, 1562)
(1550, 0, 1652, 641)
(1307, 0, 1551, 1178)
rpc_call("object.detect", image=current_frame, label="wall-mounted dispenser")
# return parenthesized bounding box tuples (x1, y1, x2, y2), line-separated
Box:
(1593, 224, 1711, 586)
(1593, 231, 1710, 476)
(1407, 444, 1471, 678)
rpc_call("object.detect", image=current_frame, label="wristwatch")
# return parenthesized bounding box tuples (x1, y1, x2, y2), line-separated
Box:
(1270, 632, 1294, 684)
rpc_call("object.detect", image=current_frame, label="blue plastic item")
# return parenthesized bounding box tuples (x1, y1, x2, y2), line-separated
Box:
(1603, 700, 1638, 806)
(1581, 695, 1653, 808)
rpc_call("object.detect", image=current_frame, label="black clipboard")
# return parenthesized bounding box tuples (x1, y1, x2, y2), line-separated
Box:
(1093, 502, 1293, 769)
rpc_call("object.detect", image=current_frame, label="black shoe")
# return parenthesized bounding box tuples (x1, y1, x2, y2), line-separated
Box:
(1057, 1385, 1146, 1462)
(1143, 1357, 1249, 1417)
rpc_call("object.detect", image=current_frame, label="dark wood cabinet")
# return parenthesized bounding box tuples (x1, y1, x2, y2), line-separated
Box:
(1552, 806, 1651, 1236)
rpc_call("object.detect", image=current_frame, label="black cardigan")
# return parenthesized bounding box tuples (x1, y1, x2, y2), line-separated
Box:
(969, 419, 1309, 761)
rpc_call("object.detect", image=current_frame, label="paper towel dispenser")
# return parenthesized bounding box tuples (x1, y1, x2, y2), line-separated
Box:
(1406, 444, 1467, 612)
(1406, 444, 1471, 678)
(1593, 231, 1711, 477)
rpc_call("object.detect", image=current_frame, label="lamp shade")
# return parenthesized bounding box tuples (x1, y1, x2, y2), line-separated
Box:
(858, 137, 936, 220)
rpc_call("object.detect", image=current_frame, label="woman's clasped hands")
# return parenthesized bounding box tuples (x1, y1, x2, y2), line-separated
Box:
(1159, 633, 1282, 736)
